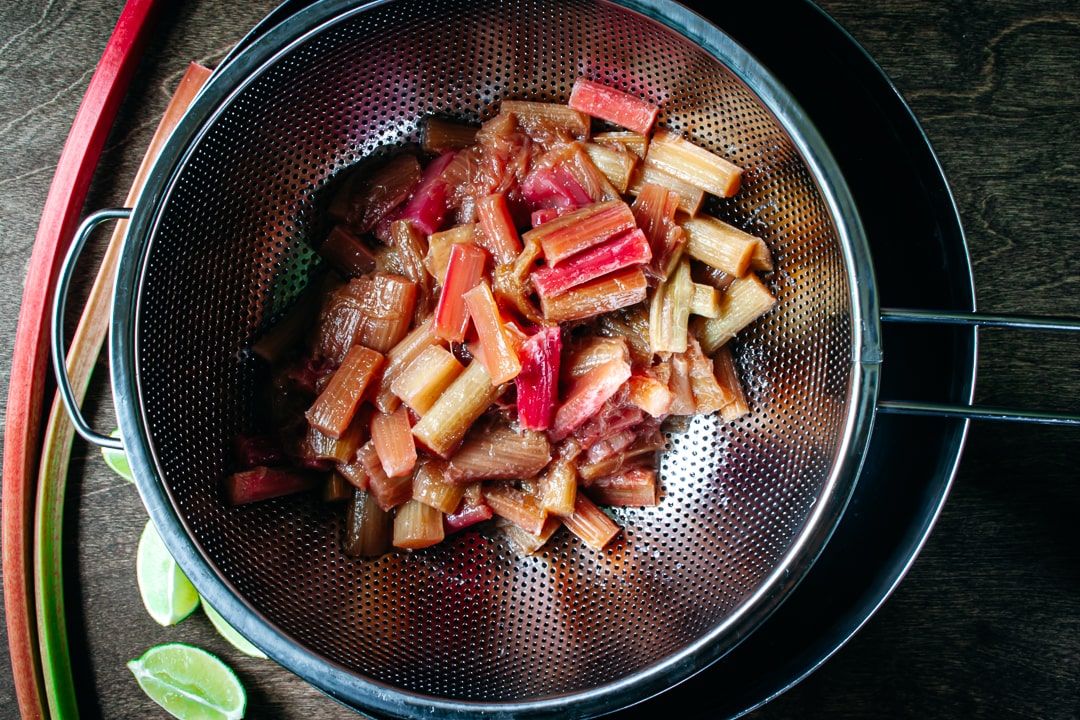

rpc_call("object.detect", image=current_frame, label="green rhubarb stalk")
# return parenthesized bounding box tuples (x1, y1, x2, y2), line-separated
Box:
(34, 63, 211, 720)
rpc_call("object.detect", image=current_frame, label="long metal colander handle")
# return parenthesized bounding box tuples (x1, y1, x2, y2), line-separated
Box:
(879, 308, 1080, 425)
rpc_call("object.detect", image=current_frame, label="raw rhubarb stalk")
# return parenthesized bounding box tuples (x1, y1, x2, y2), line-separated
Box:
(550, 355, 633, 441)
(483, 483, 548, 535)
(683, 214, 761, 278)
(398, 150, 456, 235)
(649, 256, 694, 354)
(411, 360, 505, 457)
(370, 405, 417, 478)
(522, 199, 637, 266)
(644, 127, 742, 198)
(568, 77, 660, 135)
(463, 280, 522, 384)
(530, 228, 651, 299)
(445, 423, 551, 483)
(225, 466, 321, 505)
(305, 345, 385, 438)
(539, 266, 648, 323)
(319, 225, 377, 278)
(343, 488, 392, 557)
(412, 457, 465, 514)
(693, 272, 777, 354)
(434, 242, 487, 342)
(562, 493, 621, 549)
(425, 223, 478, 284)
(393, 499, 445, 549)
(583, 466, 658, 507)
(476, 192, 523, 265)
(390, 344, 464, 415)
(421, 116, 479, 152)
(515, 326, 562, 431)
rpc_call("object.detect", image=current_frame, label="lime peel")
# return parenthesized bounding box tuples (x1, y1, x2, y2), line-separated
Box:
(127, 643, 246, 720)
(137, 519, 200, 626)
(201, 600, 268, 659)
(102, 428, 133, 482)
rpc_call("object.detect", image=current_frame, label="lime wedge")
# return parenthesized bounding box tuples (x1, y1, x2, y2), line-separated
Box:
(102, 429, 133, 482)
(137, 519, 200, 626)
(127, 643, 246, 720)
(201, 600, 267, 659)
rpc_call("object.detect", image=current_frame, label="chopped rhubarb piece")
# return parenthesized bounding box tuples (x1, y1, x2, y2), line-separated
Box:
(412, 457, 465, 514)
(225, 466, 321, 505)
(539, 266, 648, 323)
(648, 256, 694, 354)
(357, 440, 413, 510)
(434, 242, 488, 342)
(370, 405, 418, 478)
(411, 360, 505, 457)
(444, 484, 494, 532)
(500, 100, 591, 141)
(323, 473, 354, 503)
(463, 281, 522, 384)
(425, 223, 478, 284)
(373, 316, 439, 413)
(627, 373, 674, 418)
(483, 483, 548, 535)
(331, 153, 423, 233)
(421, 116, 479, 153)
(319, 225, 377, 278)
(582, 141, 639, 194)
(498, 515, 561, 555)
(583, 466, 658, 507)
(397, 150, 456, 235)
(522, 199, 637, 266)
(682, 214, 760, 278)
(692, 272, 777, 354)
(550, 355, 633, 442)
(521, 162, 592, 209)
(446, 422, 551, 483)
(515, 326, 562, 431)
(538, 441, 579, 517)
(390, 344, 465, 415)
(644, 127, 742, 198)
(530, 207, 577, 226)
(713, 343, 751, 422)
(343, 489, 392, 557)
(562, 493, 621, 549)
(393, 499, 445, 550)
(476, 192, 523, 265)
(631, 181, 684, 280)
(568, 78, 660, 135)
(305, 345, 385, 438)
(530, 228, 651, 299)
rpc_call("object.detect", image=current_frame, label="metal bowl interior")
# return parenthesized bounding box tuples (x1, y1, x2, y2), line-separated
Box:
(112, 0, 879, 716)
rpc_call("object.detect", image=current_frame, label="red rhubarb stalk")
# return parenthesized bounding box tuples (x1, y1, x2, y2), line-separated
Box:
(568, 77, 660, 135)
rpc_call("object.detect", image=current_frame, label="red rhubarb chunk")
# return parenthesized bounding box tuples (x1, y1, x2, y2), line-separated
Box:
(515, 326, 562, 431)
(530, 228, 651, 299)
(568, 78, 660, 136)
(550, 356, 632, 441)
(397, 150, 456, 235)
(225, 466, 321, 505)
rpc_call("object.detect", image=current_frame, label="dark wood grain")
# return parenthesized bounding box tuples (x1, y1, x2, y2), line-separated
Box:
(1, 1, 1077, 718)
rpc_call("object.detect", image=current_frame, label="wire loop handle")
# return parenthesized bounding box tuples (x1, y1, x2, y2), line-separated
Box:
(879, 308, 1080, 425)
(51, 208, 131, 450)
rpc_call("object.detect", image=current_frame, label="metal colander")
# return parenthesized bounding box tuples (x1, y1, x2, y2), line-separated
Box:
(107, 0, 878, 716)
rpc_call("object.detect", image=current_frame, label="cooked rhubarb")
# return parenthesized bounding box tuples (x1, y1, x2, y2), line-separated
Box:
(305, 345, 384, 439)
(515, 325, 562, 431)
(433, 242, 487, 342)
(530, 228, 651, 300)
(251, 80, 774, 556)
(539, 266, 648, 323)
(522, 199, 637, 266)
(225, 466, 321, 505)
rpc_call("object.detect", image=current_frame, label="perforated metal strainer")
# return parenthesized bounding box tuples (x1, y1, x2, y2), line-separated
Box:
(67, 0, 883, 716)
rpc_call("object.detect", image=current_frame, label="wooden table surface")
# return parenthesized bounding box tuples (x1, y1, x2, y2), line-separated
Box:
(2, 1, 1077, 718)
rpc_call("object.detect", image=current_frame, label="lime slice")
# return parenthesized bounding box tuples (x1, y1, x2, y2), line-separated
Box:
(127, 643, 246, 720)
(102, 429, 133, 482)
(137, 519, 200, 626)
(201, 600, 267, 659)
